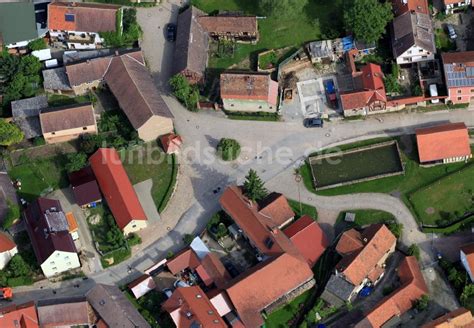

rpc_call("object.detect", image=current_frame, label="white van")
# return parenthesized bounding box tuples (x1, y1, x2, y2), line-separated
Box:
(429, 84, 439, 104)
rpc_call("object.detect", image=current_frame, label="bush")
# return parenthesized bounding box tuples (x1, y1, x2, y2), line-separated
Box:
(408, 244, 421, 260)
(216, 138, 241, 161)
(33, 136, 46, 146)
(65, 152, 88, 173)
(127, 233, 142, 247)
(3, 201, 20, 229)
(169, 74, 199, 111)
(182, 234, 194, 245)
(28, 38, 47, 51)
(387, 222, 403, 239)
(414, 295, 429, 311)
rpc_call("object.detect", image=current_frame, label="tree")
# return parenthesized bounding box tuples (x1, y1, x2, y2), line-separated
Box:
(7, 255, 30, 277)
(28, 38, 47, 51)
(65, 152, 88, 173)
(414, 295, 429, 311)
(461, 284, 474, 305)
(169, 74, 199, 111)
(0, 120, 24, 146)
(19, 55, 41, 77)
(243, 169, 268, 202)
(217, 138, 241, 161)
(408, 244, 421, 260)
(182, 234, 194, 245)
(344, 0, 393, 43)
(259, 0, 308, 19)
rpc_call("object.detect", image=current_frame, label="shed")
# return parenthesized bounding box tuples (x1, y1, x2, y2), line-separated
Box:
(31, 49, 52, 61)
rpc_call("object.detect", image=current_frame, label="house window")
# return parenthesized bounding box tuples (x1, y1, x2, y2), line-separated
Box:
(82, 127, 87, 130)
(65, 13, 75, 22)
(56, 253, 60, 257)
(52, 267, 57, 270)
(458, 96, 462, 100)
(407, 50, 412, 54)
(52, 132, 56, 135)
(458, 90, 462, 94)
(50, 261, 55, 265)
(230, 104, 234, 107)
(258, 105, 262, 109)
(132, 224, 137, 228)
(419, 49, 424, 53)
(471, 89, 474, 93)
(65, 256, 69, 260)
(66, 262, 71, 266)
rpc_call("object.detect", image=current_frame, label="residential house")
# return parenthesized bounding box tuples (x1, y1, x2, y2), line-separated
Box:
(441, 51, 474, 104)
(48, 1, 122, 49)
(0, 302, 39, 328)
(39, 103, 97, 144)
(89, 148, 148, 235)
(162, 286, 227, 328)
(37, 297, 95, 327)
(0, 3, 38, 53)
(283, 215, 328, 267)
(86, 284, 151, 328)
(65, 212, 79, 241)
(42, 67, 74, 95)
(24, 198, 80, 278)
(0, 232, 17, 270)
(104, 53, 174, 141)
(128, 274, 156, 299)
(461, 243, 474, 282)
(391, 0, 429, 16)
(443, 0, 473, 13)
(257, 192, 295, 228)
(422, 307, 474, 327)
(321, 224, 396, 307)
(391, 11, 435, 65)
(11, 95, 48, 140)
(197, 15, 258, 42)
(220, 73, 279, 113)
(68, 166, 102, 208)
(356, 256, 428, 328)
(415, 122, 472, 165)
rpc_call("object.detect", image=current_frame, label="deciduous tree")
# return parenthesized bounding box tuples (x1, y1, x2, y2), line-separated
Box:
(0, 120, 23, 146)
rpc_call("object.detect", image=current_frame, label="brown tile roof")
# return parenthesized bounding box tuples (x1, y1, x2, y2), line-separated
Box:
(226, 253, 314, 327)
(163, 286, 227, 328)
(391, 11, 435, 57)
(356, 256, 428, 328)
(24, 198, 77, 264)
(104, 53, 174, 130)
(391, 0, 429, 15)
(283, 215, 328, 266)
(219, 186, 302, 258)
(421, 307, 474, 328)
(48, 1, 120, 33)
(89, 148, 147, 231)
(0, 231, 16, 253)
(37, 297, 94, 327)
(174, 6, 209, 76)
(166, 248, 201, 275)
(39, 103, 96, 133)
(220, 73, 278, 105)
(415, 122, 471, 163)
(197, 16, 257, 35)
(65, 57, 112, 86)
(0, 302, 39, 328)
(68, 166, 102, 207)
(335, 224, 396, 285)
(258, 192, 295, 228)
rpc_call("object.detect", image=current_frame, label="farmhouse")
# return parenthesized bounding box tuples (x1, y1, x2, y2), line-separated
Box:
(24, 198, 81, 278)
(391, 11, 435, 65)
(442, 0, 473, 13)
(0, 232, 17, 270)
(39, 103, 97, 144)
(48, 1, 122, 49)
(220, 73, 279, 113)
(321, 224, 396, 307)
(460, 243, 474, 283)
(89, 148, 148, 235)
(356, 256, 428, 328)
(415, 122, 472, 164)
(422, 307, 474, 327)
(441, 51, 474, 105)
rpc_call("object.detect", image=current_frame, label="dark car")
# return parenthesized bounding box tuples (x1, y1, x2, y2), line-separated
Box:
(303, 117, 324, 128)
(166, 23, 177, 42)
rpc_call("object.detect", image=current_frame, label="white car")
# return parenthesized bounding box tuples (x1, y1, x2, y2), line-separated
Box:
(429, 84, 439, 104)
(447, 24, 457, 40)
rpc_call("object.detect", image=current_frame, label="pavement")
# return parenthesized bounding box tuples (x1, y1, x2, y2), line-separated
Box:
(133, 179, 160, 222)
(11, 3, 474, 310)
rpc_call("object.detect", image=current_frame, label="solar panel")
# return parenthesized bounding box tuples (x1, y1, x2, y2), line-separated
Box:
(65, 13, 75, 22)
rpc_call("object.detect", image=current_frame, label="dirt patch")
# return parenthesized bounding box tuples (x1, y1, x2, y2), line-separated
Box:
(425, 207, 436, 215)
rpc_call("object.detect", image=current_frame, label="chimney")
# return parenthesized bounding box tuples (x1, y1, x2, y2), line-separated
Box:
(363, 238, 368, 243)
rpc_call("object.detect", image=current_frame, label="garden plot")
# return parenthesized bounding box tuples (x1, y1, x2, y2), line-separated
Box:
(309, 141, 404, 189)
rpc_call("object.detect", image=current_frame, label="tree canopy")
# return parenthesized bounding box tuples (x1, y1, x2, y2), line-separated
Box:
(259, 0, 308, 19)
(65, 152, 88, 173)
(169, 74, 199, 111)
(0, 120, 24, 146)
(344, 0, 393, 44)
(28, 38, 47, 51)
(217, 138, 241, 161)
(243, 169, 268, 202)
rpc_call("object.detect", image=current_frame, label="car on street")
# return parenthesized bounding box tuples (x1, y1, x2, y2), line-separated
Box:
(447, 24, 457, 40)
(166, 23, 177, 42)
(303, 117, 324, 128)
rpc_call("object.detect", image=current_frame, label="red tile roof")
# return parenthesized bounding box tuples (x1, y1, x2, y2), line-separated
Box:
(220, 73, 278, 106)
(0, 231, 16, 253)
(356, 256, 428, 328)
(225, 253, 314, 327)
(48, 1, 120, 33)
(160, 133, 183, 154)
(284, 215, 328, 266)
(443, 0, 474, 5)
(199, 253, 232, 289)
(166, 248, 201, 275)
(258, 192, 295, 228)
(163, 286, 227, 328)
(421, 307, 474, 327)
(335, 224, 396, 285)
(461, 243, 474, 276)
(391, 0, 429, 15)
(89, 148, 147, 231)
(415, 122, 471, 163)
(335, 229, 364, 255)
(0, 302, 39, 328)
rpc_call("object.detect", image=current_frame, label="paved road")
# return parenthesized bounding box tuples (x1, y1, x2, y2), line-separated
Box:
(11, 4, 474, 305)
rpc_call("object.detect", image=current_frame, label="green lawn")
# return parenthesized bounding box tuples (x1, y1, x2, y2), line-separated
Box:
(120, 143, 177, 212)
(409, 164, 474, 225)
(191, 0, 344, 69)
(8, 156, 69, 201)
(435, 28, 456, 52)
(337, 209, 396, 227)
(265, 289, 312, 328)
(288, 199, 318, 220)
(309, 142, 403, 188)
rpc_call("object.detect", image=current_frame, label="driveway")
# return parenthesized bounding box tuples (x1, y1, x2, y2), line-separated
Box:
(0, 173, 19, 224)
(133, 179, 160, 222)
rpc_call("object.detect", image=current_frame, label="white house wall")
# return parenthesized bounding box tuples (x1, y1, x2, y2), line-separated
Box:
(0, 247, 18, 270)
(396, 46, 434, 65)
(41, 250, 80, 278)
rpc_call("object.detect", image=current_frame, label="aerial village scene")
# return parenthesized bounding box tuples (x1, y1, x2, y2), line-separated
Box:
(0, 0, 474, 327)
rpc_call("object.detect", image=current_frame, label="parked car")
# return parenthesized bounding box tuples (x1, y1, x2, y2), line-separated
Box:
(166, 23, 177, 42)
(303, 117, 324, 128)
(163, 288, 173, 298)
(447, 24, 457, 40)
(429, 84, 439, 104)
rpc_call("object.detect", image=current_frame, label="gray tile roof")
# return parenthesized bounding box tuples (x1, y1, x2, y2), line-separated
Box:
(391, 11, 435, 57)
(42, 67, 72, 91)
(324, 274, 357, 301)
(11, 95, 48, 139)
